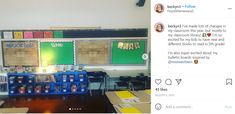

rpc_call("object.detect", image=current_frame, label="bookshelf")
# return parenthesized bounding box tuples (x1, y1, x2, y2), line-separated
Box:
(8, 71, 88, 96)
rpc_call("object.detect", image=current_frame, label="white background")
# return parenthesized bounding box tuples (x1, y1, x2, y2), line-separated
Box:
(152, 0, 235, 113)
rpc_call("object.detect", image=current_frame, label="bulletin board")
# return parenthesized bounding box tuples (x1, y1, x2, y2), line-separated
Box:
(111, 40, 146, 64)
(2, 41, 39, 67)
(40, 41, 74, 65)
(76, 40, 109, 65)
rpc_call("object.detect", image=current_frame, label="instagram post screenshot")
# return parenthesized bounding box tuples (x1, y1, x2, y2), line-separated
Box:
(0, 0, 150, 113)
(0, 0, 234, 114)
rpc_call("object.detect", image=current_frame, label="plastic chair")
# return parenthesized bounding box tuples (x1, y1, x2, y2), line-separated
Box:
(146, 76, 151, 89)
(88, 71, 107, 96)
(114, 76, 132, 90)
(130, 76, 148, 91)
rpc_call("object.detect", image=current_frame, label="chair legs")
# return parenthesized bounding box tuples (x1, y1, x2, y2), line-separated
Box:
(89, 81, 92, 96)
(100, 80, 104, 95)
(114, 84, 117, 91)
(89, 88, 92, 96)
(89, 81, 105, 96)
(129, 83, 134, 91)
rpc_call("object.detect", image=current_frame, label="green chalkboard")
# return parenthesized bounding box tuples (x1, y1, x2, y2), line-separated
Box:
(112, 40, 146, 64)
(40, 42, 74, 65)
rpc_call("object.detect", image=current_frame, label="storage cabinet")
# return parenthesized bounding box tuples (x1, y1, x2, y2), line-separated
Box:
(8, 71, 88, 96)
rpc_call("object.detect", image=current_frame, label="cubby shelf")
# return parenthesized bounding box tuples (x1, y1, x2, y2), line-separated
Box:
(8, 71, 88, 96)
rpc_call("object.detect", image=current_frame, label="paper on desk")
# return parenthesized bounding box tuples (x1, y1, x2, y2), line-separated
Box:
(115, 91, 140, 103)
(115, 90, 135, 99)
(120, 107, 141, 113)
(115, 104, 142, 113)
(145, 89, 151, 95)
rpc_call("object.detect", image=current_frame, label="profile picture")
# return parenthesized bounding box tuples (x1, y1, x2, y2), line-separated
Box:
(155, 23, 164, 32)
(155, 3, 164, 13)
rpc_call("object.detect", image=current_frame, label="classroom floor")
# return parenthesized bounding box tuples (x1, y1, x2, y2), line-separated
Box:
(0, 91, 115, 113)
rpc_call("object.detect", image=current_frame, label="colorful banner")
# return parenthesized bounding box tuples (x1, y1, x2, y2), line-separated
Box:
(24, 31, 33, 39)
(14, 32, 23, 39)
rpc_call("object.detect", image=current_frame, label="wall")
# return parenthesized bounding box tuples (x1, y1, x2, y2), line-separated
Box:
(0, 0, 150, 76)
(0, 0, 150, 29)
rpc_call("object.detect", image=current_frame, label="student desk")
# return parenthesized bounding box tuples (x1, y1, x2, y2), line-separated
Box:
(131, 90, 151, 102)
(105, 91, 150, 105)
(0, 107, 29, 113)
(114, 103, 150, 113)
(105, 90, 150, 113)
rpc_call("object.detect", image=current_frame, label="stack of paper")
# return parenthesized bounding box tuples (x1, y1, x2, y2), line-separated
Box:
(115, 91, 140, 103)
